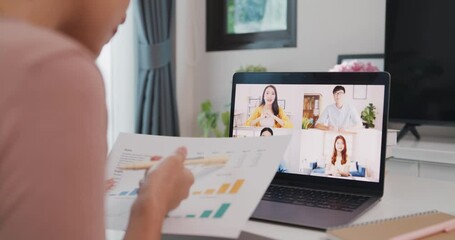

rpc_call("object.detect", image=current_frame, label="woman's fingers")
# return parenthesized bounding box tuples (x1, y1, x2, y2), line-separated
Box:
(150, 155, 162, 161)
(136, 146, 194, 215)
(105, 178, 116, 192)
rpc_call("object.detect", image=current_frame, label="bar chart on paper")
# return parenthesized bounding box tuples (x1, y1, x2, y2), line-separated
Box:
(168, 203, 232, 219)
(166, 180, 245, 221)
(108, 188, 139, 197)
(161, 166, 264, 237)
(105, 133, 291, 238)
(192, 179, 245, 196)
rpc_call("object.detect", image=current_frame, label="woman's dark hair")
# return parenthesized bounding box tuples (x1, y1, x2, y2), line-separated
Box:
(331, 135, 348, 165)
(260, 85, 279, 116)
(260, 127, 274, 136)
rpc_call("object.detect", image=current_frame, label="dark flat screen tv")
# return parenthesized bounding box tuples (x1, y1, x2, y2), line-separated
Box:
(385, 0, 455, 133)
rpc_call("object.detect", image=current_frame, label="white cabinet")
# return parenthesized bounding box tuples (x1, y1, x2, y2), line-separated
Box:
(386, 158, 455, 182)
(386, 135, 455, 182)
(420, 161, 455, 182)
(386, 158, 419, 177)
(393, 136, 455, 165)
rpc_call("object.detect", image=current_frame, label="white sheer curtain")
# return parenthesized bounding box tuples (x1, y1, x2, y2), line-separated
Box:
(96, 4, 137, 149)
(96, 43, 113, 148)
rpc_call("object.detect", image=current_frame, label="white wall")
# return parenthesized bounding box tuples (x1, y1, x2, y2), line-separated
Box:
(176, 0, 386, 137)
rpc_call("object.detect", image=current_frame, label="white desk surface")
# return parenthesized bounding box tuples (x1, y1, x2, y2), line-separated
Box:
(106, 173, 455, 240)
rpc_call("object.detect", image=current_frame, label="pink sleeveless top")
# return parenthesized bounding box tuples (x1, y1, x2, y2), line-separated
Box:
(0, 18, 107, 240)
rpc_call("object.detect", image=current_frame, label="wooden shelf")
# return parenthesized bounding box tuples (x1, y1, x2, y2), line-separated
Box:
(302, 94, 322, 128)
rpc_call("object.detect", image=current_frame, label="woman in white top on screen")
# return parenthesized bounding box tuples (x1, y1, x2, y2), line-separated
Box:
(259, 127, 288, 172)
(245, 85, 293, 128)
(260, 127, 274, 137)
(326, 135, 351, 177)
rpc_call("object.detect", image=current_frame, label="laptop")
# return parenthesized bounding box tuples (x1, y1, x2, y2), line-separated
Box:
(229, 72, 390, 230)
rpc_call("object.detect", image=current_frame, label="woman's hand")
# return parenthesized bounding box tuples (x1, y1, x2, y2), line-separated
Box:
(251, 110, 270, 126)
(138, 147, 194, 215)
(105, 178, 115, 192)
(125, 147, 195, 240)
(259, 111, 270, 120)
(269, 111, 285, 127)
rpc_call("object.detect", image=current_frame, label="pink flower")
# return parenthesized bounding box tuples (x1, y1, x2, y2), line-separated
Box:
(329, 60, 380, 72)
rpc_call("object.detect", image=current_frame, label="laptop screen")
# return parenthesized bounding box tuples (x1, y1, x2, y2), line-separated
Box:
(230, 74, 388, 184)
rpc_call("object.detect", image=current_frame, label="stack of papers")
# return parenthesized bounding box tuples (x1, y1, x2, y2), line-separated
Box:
(105, 133, 291, 239)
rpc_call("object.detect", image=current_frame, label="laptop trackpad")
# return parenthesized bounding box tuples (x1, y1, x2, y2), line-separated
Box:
(251, 200, 359, 229)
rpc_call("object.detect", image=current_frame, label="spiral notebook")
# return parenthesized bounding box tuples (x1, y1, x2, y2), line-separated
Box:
(327, 210, 455, 240)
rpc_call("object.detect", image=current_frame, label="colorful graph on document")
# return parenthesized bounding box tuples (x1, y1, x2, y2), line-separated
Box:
(109, 188, 139, 197)
(191, 179, 245, 196)
(168, 203, 232, 219)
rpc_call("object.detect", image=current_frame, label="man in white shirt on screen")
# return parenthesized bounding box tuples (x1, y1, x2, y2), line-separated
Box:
(315, 86, 362, 132)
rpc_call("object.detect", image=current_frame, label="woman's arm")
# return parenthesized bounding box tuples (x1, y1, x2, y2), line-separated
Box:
(275, 108, 293, 128)
(339, 157, 351, 176)
(245, 106, 263, 126)
(325, 163, 333, 175)
(124, 147, 194, 240)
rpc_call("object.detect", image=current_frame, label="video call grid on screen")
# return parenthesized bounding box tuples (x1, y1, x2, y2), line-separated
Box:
(231, 84, 385, 183)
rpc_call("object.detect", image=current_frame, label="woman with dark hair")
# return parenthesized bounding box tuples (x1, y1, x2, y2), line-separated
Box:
(260, 127, 274, 136)
(259, 127, 287, 172)
(0, 0, 194, 239)
(245, 85, 293, 128)
(326, 135, 351, 177)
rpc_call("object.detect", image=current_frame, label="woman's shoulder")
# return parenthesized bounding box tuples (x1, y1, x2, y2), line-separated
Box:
(0, 19, 95, 69)
(1, 19, 103, 105)
(1, 19, 101, 88)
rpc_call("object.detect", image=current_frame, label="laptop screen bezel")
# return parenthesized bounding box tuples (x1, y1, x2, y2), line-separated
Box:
(229, 72, 390, 197)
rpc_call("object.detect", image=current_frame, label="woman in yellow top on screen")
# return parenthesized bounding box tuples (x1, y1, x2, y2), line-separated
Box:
(245, 85, 293, 128)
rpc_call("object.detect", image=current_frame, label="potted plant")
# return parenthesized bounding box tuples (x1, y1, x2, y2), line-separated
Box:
(361, 103, 376, 128)
(197, 100, 230, 137)
(236, 64, 267, 72)
(301, 117, 314, 129)
(220, 110, 230, 137)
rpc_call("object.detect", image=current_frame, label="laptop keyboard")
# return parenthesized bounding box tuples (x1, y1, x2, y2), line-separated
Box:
(262, 185, 370, 212)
